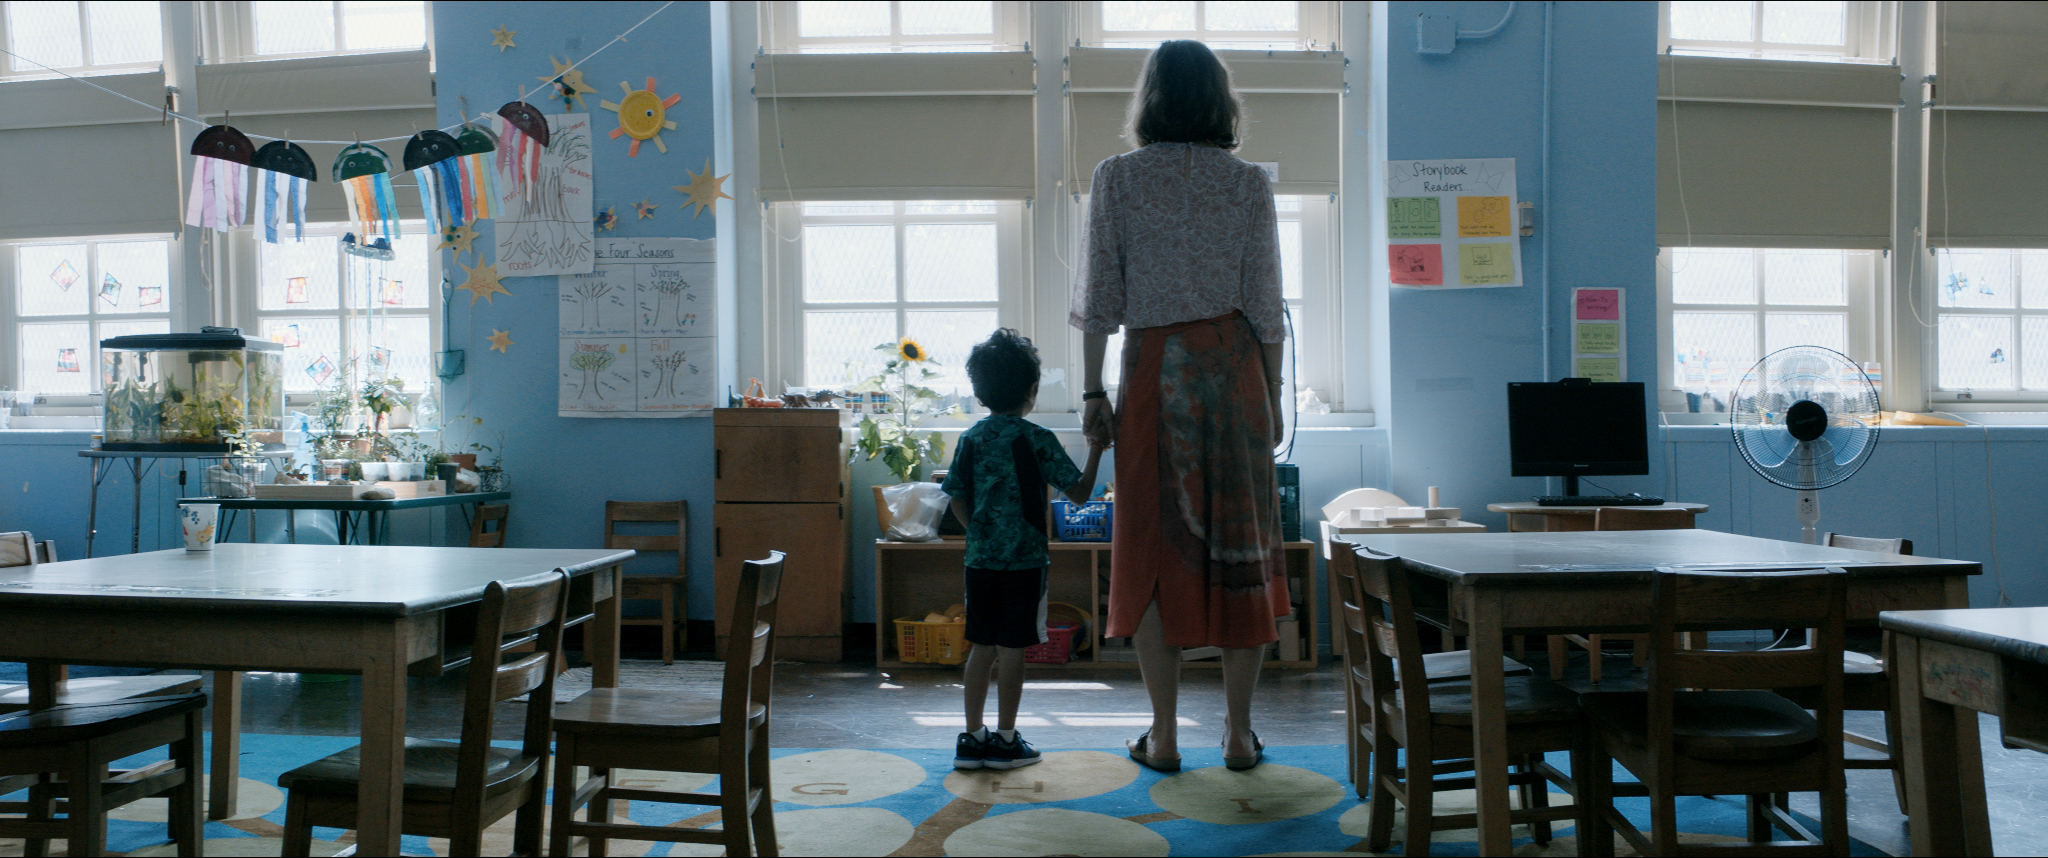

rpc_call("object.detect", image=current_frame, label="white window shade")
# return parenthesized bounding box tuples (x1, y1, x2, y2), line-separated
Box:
(1926, 4, 2048, 249)
(1066, 47, 1342, 196)
(0, 72, 179, 239)
(1934, 1, 2048, 109)
(754, 52, 1036, 201)
(1657, 56, 1896, 249)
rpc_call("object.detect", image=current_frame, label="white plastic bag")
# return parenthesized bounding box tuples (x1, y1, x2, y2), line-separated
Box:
(882, 481, 952, 542)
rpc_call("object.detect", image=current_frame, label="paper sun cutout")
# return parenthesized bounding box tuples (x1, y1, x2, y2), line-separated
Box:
(634, 199, 658, 219)
(601, 77, 682, 157)
(674, 159, 734, 219)
(490, 25, 515, 51)
(439, 223, 481, 257)
(458, 259, 510, 305)
(487, 329, 514, 352)
(595, 207, 618, 231)
(541, 57, 598, 111)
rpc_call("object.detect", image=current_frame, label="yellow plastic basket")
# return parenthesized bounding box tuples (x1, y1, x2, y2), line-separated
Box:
(894, 617, 969, 665)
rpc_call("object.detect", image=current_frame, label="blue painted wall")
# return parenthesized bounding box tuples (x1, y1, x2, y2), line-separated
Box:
(430, 1, 719, 614)
(1382, 1, 1662, 513)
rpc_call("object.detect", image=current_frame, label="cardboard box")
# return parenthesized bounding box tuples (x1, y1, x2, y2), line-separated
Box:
(252, 480, 447, 500)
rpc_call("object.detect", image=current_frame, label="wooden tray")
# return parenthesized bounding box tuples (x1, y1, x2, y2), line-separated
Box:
(252, 480, 447, 500)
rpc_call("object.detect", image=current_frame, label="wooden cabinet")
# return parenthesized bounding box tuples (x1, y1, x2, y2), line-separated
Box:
(713, 408, 846, 662)
(873, 540, 1320, 669)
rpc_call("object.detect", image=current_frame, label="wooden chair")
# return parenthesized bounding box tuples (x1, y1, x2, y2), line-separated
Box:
(1328, 540, 1533, 793)
(0, 531, 203, 713)
(0, 691, 207, 857)
(1546, 506, 1700, 682)
(606, 500, 688, 664)
(468, 503, 510, 547)
(276, 570, 569, 857)
(1579, 566, 1849, 857)
(1344, 543, 1592, 855)
(1796, 532, 1913, 811)
(550, 551, 785, 858)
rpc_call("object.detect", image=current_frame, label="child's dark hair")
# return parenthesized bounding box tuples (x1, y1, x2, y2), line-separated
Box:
(966, 328, 1041, 413)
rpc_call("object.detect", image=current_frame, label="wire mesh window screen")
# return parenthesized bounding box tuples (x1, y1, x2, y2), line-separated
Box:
(3, 1, 162, 74)
(1935, 249, 2048, 392)
(1666, 247, 1862, 406)
(8, 236, 172, 393)
(253, 224, 434, 394)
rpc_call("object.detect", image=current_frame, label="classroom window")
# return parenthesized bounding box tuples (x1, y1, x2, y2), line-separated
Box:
(0, 0, 162, 77)
(764, 1, 1025, 53)
(248, 223, 435, 396)
(1660, 1, 1891, 62)
(771, 201, 1023, 400)
(1082, 1, 1334, 50)
(1659, 247, 1877, 411)
(1932, 249, 2048, 393)
(5, 236, 173, 396)
(213, 0, 428, 60)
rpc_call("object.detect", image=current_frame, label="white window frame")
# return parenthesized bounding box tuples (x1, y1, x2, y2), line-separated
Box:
(1655, 247, 1881, 414)
(0, 0, 164, 78)
(1927, 249, 2048, 405)
(1659, 1, 1894, 62)
(762, 1, 1027, 54)
(3, 233, 177, 401)
(1079, 1, 1339, 51)
(226, 222, 440, 408)
(765, 201, 1028, 397)
(202, 0, 433, 63)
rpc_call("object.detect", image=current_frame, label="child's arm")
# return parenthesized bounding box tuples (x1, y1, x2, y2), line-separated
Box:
(950, 495, 971, 529)
(1061, 444, 1106, 505)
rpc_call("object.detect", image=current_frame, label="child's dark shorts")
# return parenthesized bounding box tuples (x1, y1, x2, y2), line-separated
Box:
(962, 566, 1049, 648)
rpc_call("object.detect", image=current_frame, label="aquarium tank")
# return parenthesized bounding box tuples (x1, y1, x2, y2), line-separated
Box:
(100, 329, 286, 452)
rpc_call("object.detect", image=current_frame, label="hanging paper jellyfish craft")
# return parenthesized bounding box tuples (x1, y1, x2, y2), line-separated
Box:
(251, 140, 316, 243)
(454, 122, 500, 223)
(333, 143, 402, 243)
(493, 100, 551, 201)
(185, 124, 255, 232)
(404, 129, 465, 236)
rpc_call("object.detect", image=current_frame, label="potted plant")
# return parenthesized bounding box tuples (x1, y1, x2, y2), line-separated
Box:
(849, 338, 956, 485)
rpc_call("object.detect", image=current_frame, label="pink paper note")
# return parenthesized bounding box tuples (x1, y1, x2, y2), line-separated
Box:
(1576, 289, 1620, 320)
(1389, 244, 1443, 286)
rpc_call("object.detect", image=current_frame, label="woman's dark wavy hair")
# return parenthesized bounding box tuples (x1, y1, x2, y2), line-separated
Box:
(1123, 40, 1242, 150)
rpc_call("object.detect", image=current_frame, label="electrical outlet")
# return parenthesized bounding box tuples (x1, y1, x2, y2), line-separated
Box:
(1416, 13, 1457, 55)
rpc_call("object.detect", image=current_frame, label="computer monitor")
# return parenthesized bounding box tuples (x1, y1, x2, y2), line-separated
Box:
(1506, 380, 1650, 496)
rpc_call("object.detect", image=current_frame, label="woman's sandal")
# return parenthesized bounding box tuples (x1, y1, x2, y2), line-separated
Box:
(1223, 731, 1265, 771)
(1127, 732, 1182, 773)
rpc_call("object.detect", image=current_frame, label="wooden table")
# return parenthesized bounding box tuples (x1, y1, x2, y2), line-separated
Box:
(0, 543, 632, 855)
(1351, 529, 1978, 856)
(182, 490, 513, 545)
(1881, 607, 2048, 856)
(1486, 500, 1709, 532)
(874, 540, 1320, 668)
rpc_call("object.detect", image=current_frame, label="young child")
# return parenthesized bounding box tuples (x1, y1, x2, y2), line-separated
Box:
(941, 328, 1105, 771)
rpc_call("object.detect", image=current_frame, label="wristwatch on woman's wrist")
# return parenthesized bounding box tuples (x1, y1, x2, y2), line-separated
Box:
(1082, 390, 1108, 400)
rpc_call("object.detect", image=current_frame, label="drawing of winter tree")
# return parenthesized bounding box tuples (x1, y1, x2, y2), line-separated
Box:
(575, 279, 614, 329)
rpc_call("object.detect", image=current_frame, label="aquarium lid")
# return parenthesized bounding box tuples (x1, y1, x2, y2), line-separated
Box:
(100, 330, 284, 352)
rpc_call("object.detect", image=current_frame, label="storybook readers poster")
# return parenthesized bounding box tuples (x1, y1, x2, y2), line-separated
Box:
(1384, 158, 1523, 289)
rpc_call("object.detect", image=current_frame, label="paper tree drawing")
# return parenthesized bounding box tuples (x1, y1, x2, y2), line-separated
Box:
(574, 278, 614, 328)
(570, 348, 617, 399)
(650, 350, 687, 399)
(649, 272, 690, 328)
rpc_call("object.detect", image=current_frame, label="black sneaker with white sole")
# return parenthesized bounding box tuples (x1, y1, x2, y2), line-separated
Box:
(982, 731, 1043, 770)
(953, 731, 989, 769)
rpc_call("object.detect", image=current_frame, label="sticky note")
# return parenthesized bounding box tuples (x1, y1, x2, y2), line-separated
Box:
(1576, 288, 1620, 320)
(1457, 196, 1512, 238)
(1576, 357, 1621, 383)
(1389, 244, 1443, 286)
(1457, 242, 1515, 285)
(1387, 197, 1441, 239)
(1576, 323, 1620, 354)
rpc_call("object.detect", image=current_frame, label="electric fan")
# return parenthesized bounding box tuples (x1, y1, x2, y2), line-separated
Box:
(1730, 346, 1882, 544)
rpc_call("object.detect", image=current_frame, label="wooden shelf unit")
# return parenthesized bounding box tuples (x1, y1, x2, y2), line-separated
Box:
(873, 540, 1318, 669)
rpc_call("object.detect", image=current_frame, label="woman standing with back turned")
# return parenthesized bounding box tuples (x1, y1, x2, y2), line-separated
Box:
(1070, 39, 1288, 773)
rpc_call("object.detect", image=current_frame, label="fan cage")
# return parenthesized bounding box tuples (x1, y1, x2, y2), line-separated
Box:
(1729, 346, 1881, 491)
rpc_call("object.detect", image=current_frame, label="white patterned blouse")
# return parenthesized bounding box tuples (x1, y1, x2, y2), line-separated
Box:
(1069, 142, 1286, 344)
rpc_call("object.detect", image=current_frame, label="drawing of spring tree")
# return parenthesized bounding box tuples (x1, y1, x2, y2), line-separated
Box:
(570, 348, 616, 399)
(649, 272, 690, 328)
(574, 279, 614, 328)
(650, 350, 687, 398)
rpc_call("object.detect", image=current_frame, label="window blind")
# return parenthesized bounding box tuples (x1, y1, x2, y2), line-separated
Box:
(1657, 55, 1896, 249)
(1066, 47, 1343, 196)
(1926, 2, 2048, 248)
(754, 52, 1036, 201)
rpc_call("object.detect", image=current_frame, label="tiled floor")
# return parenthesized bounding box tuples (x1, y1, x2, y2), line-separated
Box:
(219, 645, 2048, 857)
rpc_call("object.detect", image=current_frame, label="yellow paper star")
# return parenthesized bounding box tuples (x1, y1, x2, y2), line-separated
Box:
(487, 329, 514, 352)
(674, 159, 734, 219)
(438, 223, 480, 257)
(490, 25, 515, 52)
(458, 259, 511, 305)
(633, 199, 658, 219)
(540, 56, 598, 110)
(595, 206, 618, 231)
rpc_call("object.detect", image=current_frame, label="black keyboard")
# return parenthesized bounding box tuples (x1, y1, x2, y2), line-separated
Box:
(1533, 495, 1665, 506)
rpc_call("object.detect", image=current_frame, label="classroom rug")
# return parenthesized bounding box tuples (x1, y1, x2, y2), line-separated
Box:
(32, 736, 1889, 857)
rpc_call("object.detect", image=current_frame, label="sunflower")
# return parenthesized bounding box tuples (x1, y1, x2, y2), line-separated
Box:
(897, 338, 928, 363)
